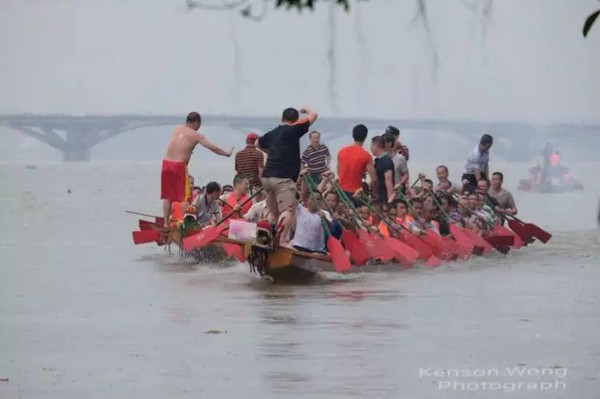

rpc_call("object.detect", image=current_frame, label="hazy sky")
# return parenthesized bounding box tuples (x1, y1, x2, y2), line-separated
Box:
(1, 0, 599, 123)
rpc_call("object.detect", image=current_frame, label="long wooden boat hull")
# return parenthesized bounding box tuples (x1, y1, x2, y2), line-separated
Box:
(245, 245, 411, 282)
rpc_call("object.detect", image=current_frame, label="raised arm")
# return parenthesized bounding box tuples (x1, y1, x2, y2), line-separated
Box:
(197, 133, 233, 157)
(299, 106, 319, 126)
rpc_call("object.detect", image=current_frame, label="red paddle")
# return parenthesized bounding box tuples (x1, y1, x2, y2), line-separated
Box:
(366, 230, 395, 261)
(384, 236, 419, 267)
(509, 216, 552, 243)
(486, 235, 514, 247)
(399, 230, 432, 259)
(448, 223, 473, 259)
(132, 230, 162, 245)
(462, 228, 492, 254)
(494, 225, 523, 249)
(327, 235, 352, 273)
(341, 229, 369, 266)
(220, 242, 246, 262)
(506, 218, 533, 242)
(126, 210, 164, 226)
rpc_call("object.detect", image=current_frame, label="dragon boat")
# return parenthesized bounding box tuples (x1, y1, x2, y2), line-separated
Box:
(131, 213, 551, 283)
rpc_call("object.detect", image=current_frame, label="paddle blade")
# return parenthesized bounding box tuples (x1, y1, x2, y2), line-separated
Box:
(400, 231, 434, 261)
(443, 235, 470, 261)
(462, 229, 493, 254)
(486, 235, 515, 247)
(369, 232, 395, 261)
(384, 237, 419, 266)
(132, 230, 161, 245)
(493, 225, 523, 249)
(449, 224, 474, 258)
(182, 226, 221, 252)
(525, 223, 552, 243)
(341, 229, 369, 266)
(423, 230, 454, 260)
(139, 219, 159, 231)
(507, 218, 533, 242)
(327, 236, 352, 273)
(425, 255, 442, 268)
(220, 242, 245, 262)
(493, 244, 511, 255)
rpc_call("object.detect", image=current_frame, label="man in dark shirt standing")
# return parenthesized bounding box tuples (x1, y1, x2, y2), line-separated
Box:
(370, 135, 395, 207)
(256, 106, 319, 243)
(235, 132, 264, 193)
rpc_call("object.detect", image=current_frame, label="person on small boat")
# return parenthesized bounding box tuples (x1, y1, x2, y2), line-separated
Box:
(462, 133, 493, 194)
(193, 181, 223, 226)
(223, 175, 252, 220)
(256, 106, 319, 244)
(234, 132, 264, 193)
(488, 172, 518, 217)
(290, 192, 333, 254)
(160, 112, 232, 227)
(244, 190, 270, 223)
(337, 124, 378, 206)
(301, 131, 331, 185)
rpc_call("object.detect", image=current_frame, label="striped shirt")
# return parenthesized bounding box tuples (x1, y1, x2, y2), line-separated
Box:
(235, 146, 264, 187)
(301, 144, 330, 174)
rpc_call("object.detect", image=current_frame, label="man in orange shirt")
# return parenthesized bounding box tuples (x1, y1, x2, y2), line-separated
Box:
(223, 175, 252, 220)
(337, 124, 377, 206)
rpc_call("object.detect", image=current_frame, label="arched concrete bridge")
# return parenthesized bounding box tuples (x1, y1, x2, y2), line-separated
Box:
(1, 114, 597, 161)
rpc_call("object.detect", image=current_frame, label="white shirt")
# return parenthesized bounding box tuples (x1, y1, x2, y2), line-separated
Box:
(291, 205, 332, 252)
(464, 146, 490, 174)
(243, 200, 270, 223)
(391, 153, 408, 186)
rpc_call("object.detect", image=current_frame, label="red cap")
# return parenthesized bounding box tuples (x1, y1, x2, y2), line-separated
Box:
(246, 132, 258, 144)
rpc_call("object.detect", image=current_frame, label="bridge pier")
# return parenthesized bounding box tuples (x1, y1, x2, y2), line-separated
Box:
(63, 147, 91, 162)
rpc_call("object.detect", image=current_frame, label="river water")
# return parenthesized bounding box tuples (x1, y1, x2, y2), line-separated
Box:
(1, 161, 599, 398)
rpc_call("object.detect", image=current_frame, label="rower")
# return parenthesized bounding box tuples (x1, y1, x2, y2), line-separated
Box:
(223, 175, 252, 220)
(462, 133, 493, 194)
(291, 191, 332, 254)
(160, 112, 232, 227)
(489, 172, 518, 217)
(193, 181, 222, 227)
(243, 190, 270, 223)
(255, 106, 319, 244)
(435, 165, 457, 193)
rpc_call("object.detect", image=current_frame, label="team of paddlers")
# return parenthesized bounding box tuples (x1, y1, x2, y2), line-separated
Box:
(146, 107, 550, 268)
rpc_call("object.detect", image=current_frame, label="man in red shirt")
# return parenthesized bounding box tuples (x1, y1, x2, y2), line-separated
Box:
(337, 124, 377, 205)
(223, 175, 252, 220)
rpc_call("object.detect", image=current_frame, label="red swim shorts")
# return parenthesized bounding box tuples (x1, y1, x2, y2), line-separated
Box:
(160, 160, 188, 202)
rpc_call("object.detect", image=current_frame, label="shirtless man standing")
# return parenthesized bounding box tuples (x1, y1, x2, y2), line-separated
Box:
(161, 112, 233, 227)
